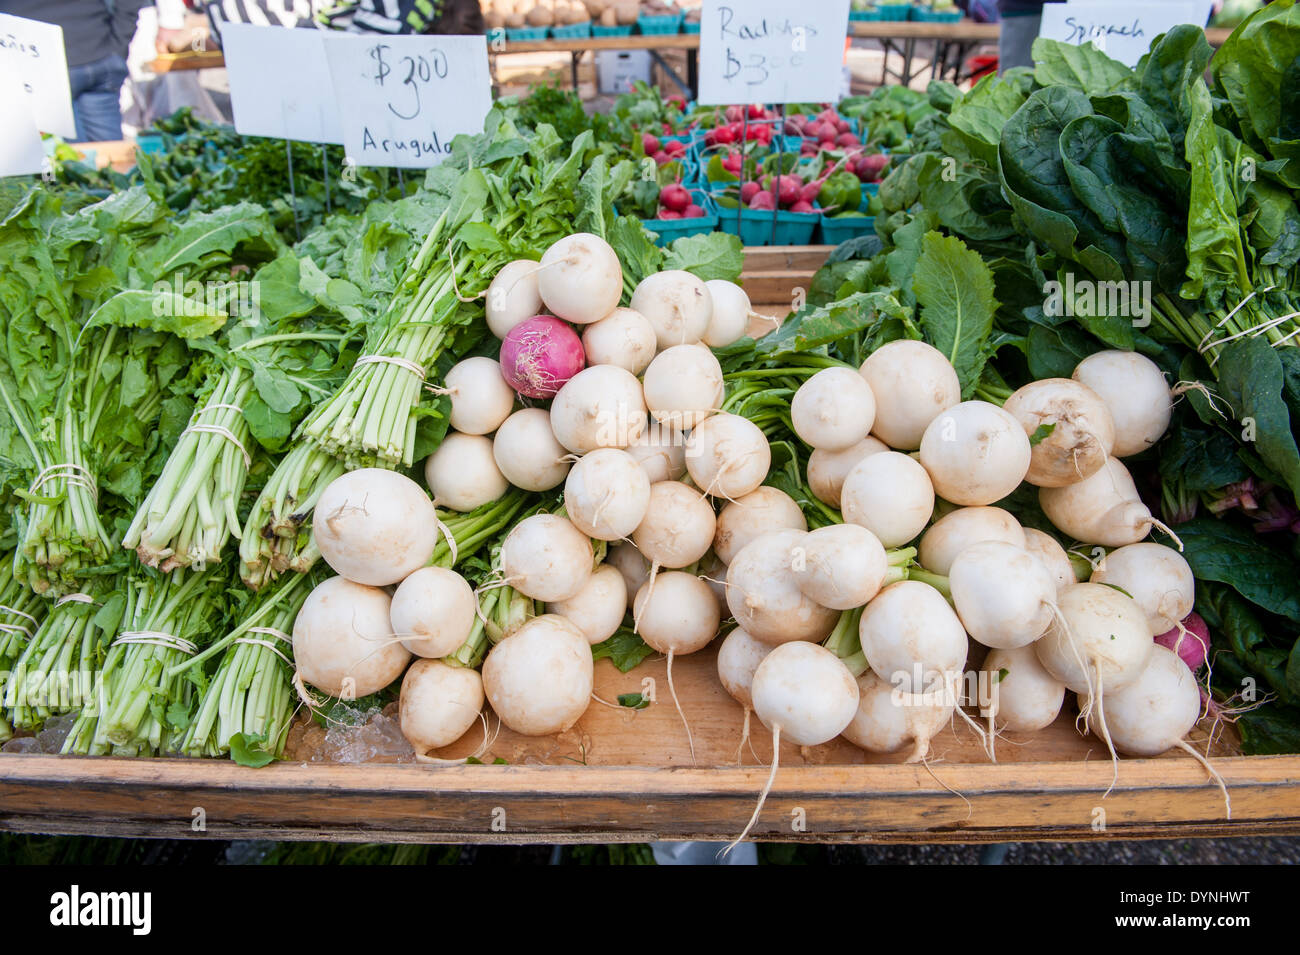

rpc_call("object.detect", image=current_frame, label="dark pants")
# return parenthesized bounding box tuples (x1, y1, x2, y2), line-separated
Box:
(68, 54, 129, 141)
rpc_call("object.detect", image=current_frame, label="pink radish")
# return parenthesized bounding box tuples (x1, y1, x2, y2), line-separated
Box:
(499, 315, 585, 399)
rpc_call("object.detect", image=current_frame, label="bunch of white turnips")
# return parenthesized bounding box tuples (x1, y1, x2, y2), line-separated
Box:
(293, 231, 761, 757)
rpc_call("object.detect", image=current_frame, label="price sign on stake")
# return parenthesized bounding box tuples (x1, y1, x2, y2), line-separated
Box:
(697, 0, 850, 106)
(1038, 1, 1207, 67)
(0, 57, 44, 177)
(0, 13, 76, 139)
(221, 23, 343, 144)
(323, 33, 493, 168)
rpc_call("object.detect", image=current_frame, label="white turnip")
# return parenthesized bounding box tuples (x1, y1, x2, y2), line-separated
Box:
(632, 481, 716, 570)
(726, 529, 839, 646)
(493, 408, 571, 491)
(684, 413, 771, 500)
(858, 580, 967, 692)
(713, 486, 806, 565)
(390, 566, 477, 658)
(948, 540, 1056, 649)
(486, 259, 543, 340)
(624, 423, 687, 484)
(442, 356, 517, 435)
(536, 233, 623, 325)
(790, 366, 876, 451)
(981, 645, 1065, 734)
(424, 432, 509, 513)
(840, 451, 935, 548)
(549, 364, 648, 453)
(716, 626, 774, 762)
(1021, 527, 1077, 594)
(642, 344, 723, 431)
(1002, 377, 1115, 487)
(1090, 542, 1194, 634)
(918, 505, 1025, 575)
(563, 448, 651, 541)
(634, 571, 721, 763)
(792, 523, 890, 611)
(547, 563, 627, 645)
(858, 339, 960, 450)
(841, 669, 955, 763)
(482, 614, 594, 736)
(629, 270, 713, 349)
(728, 642, 859, 851)
(500, 513, 593, 603)
(702, 280, 752, 348)
(1039, 456, 1179, 548)
(313, 469, 439, 587)
(919, 401, 1031, 506)
(606, 541, 651, 611)
(1072, 350, 1172, 457)
(580, 307, 657, 375)
(400, 660, 485, 754)
(293, 576, 411, 698)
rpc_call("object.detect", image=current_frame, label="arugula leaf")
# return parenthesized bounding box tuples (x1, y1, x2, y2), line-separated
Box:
(912, 231, 998, 397)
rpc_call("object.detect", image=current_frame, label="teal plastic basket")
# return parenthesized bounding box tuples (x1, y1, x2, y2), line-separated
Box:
(875, 3, 911, 20)
(505, 25, 549, 40)
(683, 20, 701, 33)
(550, 21, 592, 38)
(637, 13, 684, 34)
(910, 5, 962, 19)
(818, 214, 876, 245)
(849, 8, 883, 19)
(715, 205, 821, 246)
(591, 23, 634, 36)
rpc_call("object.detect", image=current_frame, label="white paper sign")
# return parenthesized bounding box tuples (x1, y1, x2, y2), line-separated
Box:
(697, 0, 851, 106)
(221, 23, 343, 144)
(0, 57, 46, 177)
(0, 13, 76, 140)
(322, 33, 493, 168)
(1038, 1, 1206, 67)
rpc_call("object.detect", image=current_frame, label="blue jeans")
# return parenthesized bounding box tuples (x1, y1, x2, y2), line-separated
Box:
(68, 54, 129, 141)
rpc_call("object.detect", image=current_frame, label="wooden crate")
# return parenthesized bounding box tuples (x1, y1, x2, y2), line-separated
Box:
(739, 245, 828, 336)
(2, 244, 1297, 845)
(1, 647, 1296, 844)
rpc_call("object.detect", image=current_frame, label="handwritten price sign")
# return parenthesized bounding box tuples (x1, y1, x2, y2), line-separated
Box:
(1038, 1, 1210, 67)
(0, 13, 76, 139)
(323, 33, 492, 168)
(697, 0, 850, 106)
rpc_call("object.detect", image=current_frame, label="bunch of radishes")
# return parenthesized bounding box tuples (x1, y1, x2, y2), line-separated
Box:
(702, 104, 780, 148)
(654, 183, 707, 220)
(787, 108, 861, 150)
(642, 133, 688, 167)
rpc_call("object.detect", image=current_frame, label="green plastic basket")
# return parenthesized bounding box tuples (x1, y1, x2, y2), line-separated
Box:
(683, 20, 701, 33)
(630, 189, 718, 247)
(818, 214, 877, 245)
(550, 21, 592, 38)
(591, 23, 634, 36)
(849, 8, 883, 20)
(875, 3, 911, 20)
(637, 13, 684, 34)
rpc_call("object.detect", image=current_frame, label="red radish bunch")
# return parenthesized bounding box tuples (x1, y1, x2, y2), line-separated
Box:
(656, 184, 706, 220)
(650, 137, 688, 166)
(850, 152, 890, 183)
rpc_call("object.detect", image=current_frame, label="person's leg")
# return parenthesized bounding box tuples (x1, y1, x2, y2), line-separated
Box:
(67, 55, 130, 141)
(997, 13, 1043, 73)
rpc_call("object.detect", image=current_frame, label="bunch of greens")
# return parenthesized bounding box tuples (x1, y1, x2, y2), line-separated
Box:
(62, 568, 225, 756)
(0, 550, 48, 740)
